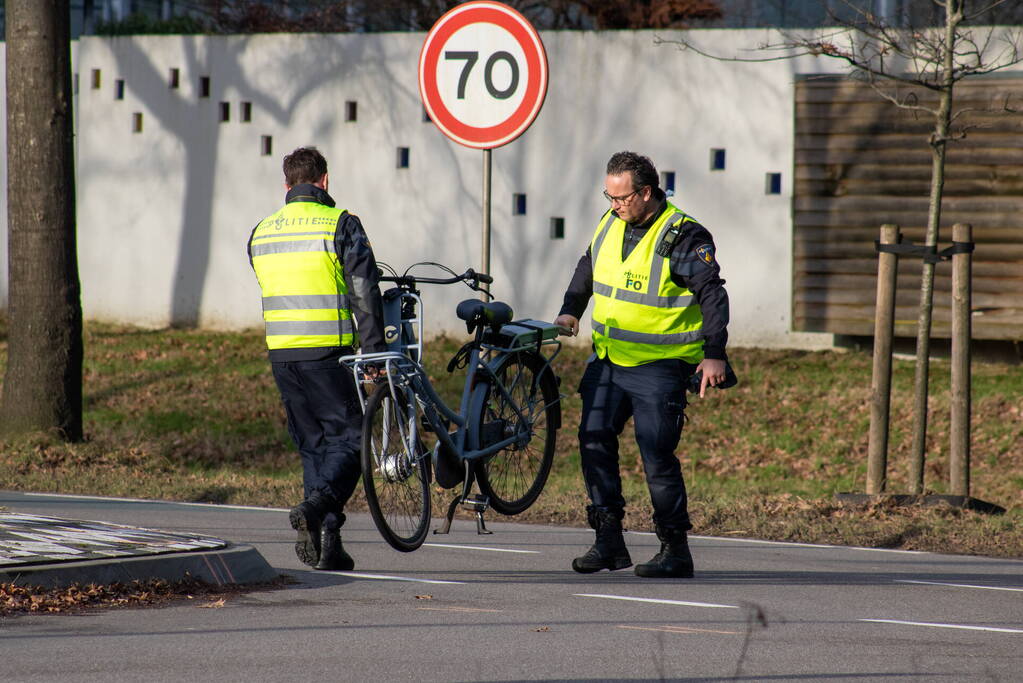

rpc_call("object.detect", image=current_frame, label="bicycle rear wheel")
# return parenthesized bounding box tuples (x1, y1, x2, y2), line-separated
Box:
(472, 352, 559, 515)
(361, 385, 432, 552)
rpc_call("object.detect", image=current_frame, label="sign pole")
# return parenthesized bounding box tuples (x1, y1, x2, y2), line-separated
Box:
(481, 148, 492, 298)
(418, 0, 547, 296)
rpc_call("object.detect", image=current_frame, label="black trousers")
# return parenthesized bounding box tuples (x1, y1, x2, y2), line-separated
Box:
(577, 355, 696, 531)
(271, 357, 362, 513)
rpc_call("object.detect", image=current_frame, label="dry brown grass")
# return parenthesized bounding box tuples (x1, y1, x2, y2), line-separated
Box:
(1, 318, 1021, 558)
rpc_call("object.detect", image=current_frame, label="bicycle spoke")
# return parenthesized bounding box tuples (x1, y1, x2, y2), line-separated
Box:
(362, 388, 431, 551)
(475, 352, 557, 515)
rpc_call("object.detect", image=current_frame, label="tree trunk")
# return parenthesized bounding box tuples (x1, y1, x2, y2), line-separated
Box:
(1, 0, 83, 440)
(907, 0, 960, 494)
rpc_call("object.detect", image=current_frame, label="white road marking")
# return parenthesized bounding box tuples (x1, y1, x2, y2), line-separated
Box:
(23, 492, 287, 512)
(618, 624, 740, 635)
(575, 593, 739, 610)
(417, 606, 502, 613)
(861, 619, 1023, 634)
(896, 579, 1023, 592)
(686, 533, 930, 554)
(423, 542, 540, 554)
(328, 572, 466, 585)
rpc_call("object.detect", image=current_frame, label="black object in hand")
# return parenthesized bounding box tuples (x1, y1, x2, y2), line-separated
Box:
(687, 361, 738, 394)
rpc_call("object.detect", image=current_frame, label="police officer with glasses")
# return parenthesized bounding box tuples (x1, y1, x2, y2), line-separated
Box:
(555, 151, 730, 578)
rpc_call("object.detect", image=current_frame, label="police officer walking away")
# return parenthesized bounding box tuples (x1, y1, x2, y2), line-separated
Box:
(248, 147, 386, 570)
(555, 151, 730, 578)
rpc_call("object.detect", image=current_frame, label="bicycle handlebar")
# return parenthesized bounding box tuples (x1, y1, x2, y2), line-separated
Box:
(379, 267, 491, 288)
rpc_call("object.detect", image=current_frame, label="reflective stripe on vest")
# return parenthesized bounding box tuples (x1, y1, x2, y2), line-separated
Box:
(590, 202, 705, 366)
(249, 201, 355, 350)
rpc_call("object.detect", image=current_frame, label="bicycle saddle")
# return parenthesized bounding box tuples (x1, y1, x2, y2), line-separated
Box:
(456, 299, 514, 332)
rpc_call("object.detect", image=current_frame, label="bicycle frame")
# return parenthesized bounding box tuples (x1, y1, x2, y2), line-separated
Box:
(341, 263, 565, 541)
(343, 325, 561, 471)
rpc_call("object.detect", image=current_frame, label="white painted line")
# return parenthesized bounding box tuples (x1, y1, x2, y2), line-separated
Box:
(575, 593, 739, 610)
(23, 492, 287, 512)
(861, 619, 1023, 634)
(330, 572, 466, 585)
(688, 534, 930, 555)
(896, 579, 1023, 592)
(618, 624, 740, 635)
(423, 542, 540, 554)
(854, 547, 930, 555)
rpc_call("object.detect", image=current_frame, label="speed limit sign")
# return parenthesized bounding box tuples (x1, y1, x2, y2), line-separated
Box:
(419, 1, 548, 150)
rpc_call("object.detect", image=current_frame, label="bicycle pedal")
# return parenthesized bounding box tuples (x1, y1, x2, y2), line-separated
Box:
(460, 494, 490, 513)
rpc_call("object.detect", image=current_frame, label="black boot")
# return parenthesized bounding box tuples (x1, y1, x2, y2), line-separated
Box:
(634, 526, 694, 578)
(289, 490, 335, 568)
(316, 513, 355, 571)
(572, 506, 632, 573)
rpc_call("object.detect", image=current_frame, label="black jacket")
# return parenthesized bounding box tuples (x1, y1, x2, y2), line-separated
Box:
(249, 184, 387, 362)
(558, 191, 729, 360)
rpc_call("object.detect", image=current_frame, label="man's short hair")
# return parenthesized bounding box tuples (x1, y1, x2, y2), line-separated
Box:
(283, 147, 328, 187)
(606, 151, 658, 192)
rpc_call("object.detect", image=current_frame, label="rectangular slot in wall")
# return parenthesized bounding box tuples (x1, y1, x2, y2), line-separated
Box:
(199, 76, 210, 98)
(396, 147, 410, 168)
(169, 68, 180, 89)
(241, 102, 252, 122)
(345, 101, 357, 122)
(513, 193, 527, 216)
(766, 172, 782, 195)
(660, 171, 676, 195)
(261, 135, 272, 157)
(73, 73, 79, 94)
(91, 69, 101, 89)
(550, 217, 565, 240)
(115, 79, 125, 100)
(132, 112, 143, 133)
(219, 102, 230, 123)
(710, 148, 726, 171)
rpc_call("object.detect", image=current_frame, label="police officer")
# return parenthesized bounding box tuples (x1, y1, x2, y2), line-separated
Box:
(555, 151, 730, 578)
(247, 146, 386, 571)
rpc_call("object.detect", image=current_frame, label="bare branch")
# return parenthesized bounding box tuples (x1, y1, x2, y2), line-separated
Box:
(651, 34, 814, 63)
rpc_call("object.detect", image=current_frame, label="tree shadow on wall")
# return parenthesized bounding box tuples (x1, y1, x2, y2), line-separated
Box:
(107, 34, 369, 326)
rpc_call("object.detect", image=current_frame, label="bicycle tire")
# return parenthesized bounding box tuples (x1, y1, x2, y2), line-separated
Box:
(361, 385, 432, 552)
(471, 351, 559, 515)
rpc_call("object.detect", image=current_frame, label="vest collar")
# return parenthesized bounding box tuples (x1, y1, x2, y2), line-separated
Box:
(285, 183, 336, 208)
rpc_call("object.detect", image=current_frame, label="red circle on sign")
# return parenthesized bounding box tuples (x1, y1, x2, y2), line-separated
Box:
(419, 2, 548, 149)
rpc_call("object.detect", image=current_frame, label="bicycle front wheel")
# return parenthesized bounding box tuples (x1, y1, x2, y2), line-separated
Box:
(472, 352, 559, 515)
(361, 385, 432, 552)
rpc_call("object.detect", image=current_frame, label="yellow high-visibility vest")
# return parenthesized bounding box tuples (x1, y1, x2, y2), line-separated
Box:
(590, 202, 704, 366)
(248, 201, 355, 350)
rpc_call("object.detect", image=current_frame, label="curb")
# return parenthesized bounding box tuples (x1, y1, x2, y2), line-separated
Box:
(1, 543, 278, 589)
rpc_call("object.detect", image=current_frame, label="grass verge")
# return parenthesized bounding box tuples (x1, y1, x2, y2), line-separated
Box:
(1, 317, 1021, 558)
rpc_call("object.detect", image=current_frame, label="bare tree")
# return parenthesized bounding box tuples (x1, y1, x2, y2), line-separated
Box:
(2, 0, 83, 440)
(658, 0, 1022, 494)
(144, 0, 722, 33)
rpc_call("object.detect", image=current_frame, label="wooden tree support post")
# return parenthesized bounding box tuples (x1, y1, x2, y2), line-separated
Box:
(949, 223, 972, 497)
(840, 222, 1004, 515)
(866, 224, 900, 495)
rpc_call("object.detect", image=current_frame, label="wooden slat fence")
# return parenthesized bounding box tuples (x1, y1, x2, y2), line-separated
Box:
(793, 76, 1023, 340)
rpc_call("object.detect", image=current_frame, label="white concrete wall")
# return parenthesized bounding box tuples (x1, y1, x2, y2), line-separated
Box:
(3, 30, 865, 348)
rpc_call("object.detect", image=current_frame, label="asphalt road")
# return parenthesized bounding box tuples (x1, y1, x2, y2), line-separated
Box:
(2, 490, 1022, 682)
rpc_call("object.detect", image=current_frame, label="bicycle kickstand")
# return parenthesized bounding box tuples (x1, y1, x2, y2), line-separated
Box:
(433, 492, 494, 535)
(433, 467, 494, 536)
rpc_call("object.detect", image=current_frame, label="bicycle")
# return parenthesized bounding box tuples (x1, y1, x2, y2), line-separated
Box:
(341, 262, 565, 552)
